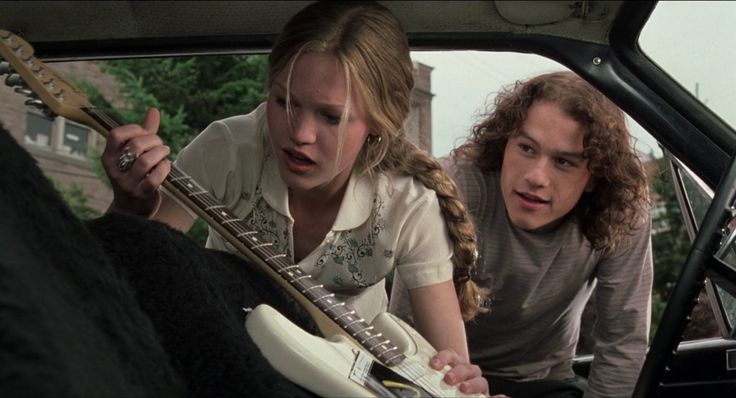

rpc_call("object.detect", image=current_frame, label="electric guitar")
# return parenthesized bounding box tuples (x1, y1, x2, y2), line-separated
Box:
(0, 29, 482, 398)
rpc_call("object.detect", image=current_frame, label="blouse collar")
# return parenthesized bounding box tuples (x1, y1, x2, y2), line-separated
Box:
(260, 147, 376, 232)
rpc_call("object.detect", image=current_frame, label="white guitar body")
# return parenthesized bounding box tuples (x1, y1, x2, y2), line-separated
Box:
(246, 304, 477, 397)
(0, 30, 481, 398)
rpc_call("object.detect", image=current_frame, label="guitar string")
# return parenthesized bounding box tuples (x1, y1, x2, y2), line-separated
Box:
(86, 106, 451, 394)
(167, 166, 406, 363)
(79, 106, 407, 364)
(16, 47, 463, 398)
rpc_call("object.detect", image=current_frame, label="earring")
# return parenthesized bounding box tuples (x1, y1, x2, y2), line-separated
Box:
(368, 134, 382, 144)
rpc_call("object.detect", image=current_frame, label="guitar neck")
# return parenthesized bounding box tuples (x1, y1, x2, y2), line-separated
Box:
(83, 106, 406, 367)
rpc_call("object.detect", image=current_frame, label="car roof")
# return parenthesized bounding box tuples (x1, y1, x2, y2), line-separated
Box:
(1, 0, 625, 59)
(3, 3, 736, 396)
(5, 1, 731, 187)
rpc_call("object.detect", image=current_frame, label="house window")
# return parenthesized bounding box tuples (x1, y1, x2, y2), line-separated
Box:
(25, 111, 53, 148)
(62, 122, 89, 158)
(24, 111, 93, 159)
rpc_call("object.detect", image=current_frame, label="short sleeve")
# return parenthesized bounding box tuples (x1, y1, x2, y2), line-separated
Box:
(393, 184, 454, 289)
(174, 104, 267, 211)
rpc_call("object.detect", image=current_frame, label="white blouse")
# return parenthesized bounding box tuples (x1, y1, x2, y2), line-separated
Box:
(172, 103, 453, 321)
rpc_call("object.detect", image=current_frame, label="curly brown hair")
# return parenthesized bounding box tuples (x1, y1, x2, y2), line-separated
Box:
(453, 71, 650, 250)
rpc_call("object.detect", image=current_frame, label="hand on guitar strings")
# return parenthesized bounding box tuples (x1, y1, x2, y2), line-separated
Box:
(431, 349, 509, 398)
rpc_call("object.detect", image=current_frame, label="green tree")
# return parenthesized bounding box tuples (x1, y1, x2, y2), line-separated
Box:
(101, 55, 268, 155)
(648, 156, 693, 337)
(50, 179, 101, 220)
(99, 55, 268, 244)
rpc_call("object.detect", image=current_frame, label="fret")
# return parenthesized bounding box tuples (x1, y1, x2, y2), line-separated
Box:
(281, 269, 299, 278)
(263, 253, 287, 262)
(345, 318, 367, 328)
(376, 339, 392, 348)
(335, 310, 356, 320)
(314, 292, 335, 302)
(359, 332, 383, 345)
(250, 242, 272, 250)
(301, 283, 324, 292)
(204, 204, 226, 212)
(290, 275, 311, 283)
(277, 265, 301, 273)
(79, 108, 407, 367)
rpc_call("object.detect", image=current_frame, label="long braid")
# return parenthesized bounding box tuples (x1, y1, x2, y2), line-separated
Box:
(394, 140, 489, 321)
(273, 1, 490, 320)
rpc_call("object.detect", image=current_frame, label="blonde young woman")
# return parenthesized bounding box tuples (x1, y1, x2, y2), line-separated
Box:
(101, 1, 490, 395)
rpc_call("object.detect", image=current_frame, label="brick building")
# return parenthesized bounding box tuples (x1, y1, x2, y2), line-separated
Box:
(0, 61, 118, 212)
(0, 59, 433, 213)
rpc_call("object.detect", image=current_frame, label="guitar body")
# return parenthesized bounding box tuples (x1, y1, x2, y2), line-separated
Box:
(0, 29, 480, 398)
(246, 304, 473, 398)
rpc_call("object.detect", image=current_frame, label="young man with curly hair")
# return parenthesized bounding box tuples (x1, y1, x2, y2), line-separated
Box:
(391, 71, 653, 398)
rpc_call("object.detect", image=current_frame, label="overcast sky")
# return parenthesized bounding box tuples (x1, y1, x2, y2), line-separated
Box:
(410, 1, 735, 160)
(410, 50, 661, 159)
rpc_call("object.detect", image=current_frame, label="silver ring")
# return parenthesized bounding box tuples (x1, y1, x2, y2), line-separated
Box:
(116, 147, 138, 172)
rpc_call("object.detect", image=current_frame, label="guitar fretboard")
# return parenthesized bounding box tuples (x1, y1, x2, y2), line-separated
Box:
(84, 106, 406, 367)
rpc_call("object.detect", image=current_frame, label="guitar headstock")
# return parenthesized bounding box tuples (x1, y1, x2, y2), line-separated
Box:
(0, 29, 107, 135)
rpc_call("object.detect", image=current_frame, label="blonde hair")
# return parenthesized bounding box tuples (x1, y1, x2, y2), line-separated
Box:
(268, 1, 488, 320)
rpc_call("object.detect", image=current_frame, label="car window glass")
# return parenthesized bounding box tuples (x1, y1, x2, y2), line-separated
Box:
(664, 155, 724, 338)
(0, 50, 707, 352)
(714, 208, 736, 334)
(639, 1, 736, 131)
(641, 1, 736, 341)
(715, 284, 736, 333)
(676, 157, 714, 230)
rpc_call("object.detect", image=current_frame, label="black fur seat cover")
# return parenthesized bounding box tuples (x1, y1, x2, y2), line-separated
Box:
(0, 126, 316, 397)
(87, 213, 319, 397)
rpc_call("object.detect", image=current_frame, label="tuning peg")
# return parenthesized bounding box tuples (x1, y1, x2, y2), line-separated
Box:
(5, 74, 31, 93)
(0, 61, 12, 75)
(5, 73, 24, 87)
(14, 86, 32, 96)
(24, 98, 45, 109)
(26, 98, 54, 119)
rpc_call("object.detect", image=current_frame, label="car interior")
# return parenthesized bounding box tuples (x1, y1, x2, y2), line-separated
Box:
(1, 1, 735, 397)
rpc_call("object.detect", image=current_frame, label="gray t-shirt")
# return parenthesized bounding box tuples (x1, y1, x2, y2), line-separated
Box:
(390, 158, 653, 398)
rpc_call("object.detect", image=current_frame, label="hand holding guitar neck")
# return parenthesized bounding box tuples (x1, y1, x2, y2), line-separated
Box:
(1, 28, 489, 398)
(101, 107, 170, 219)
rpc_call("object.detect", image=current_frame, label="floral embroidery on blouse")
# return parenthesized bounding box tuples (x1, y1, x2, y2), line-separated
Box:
(317, 195, 388, 288)
(243, 185, 292, 260)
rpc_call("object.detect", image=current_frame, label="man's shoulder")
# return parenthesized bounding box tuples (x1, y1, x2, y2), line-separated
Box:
(439, 156, 491, 183)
